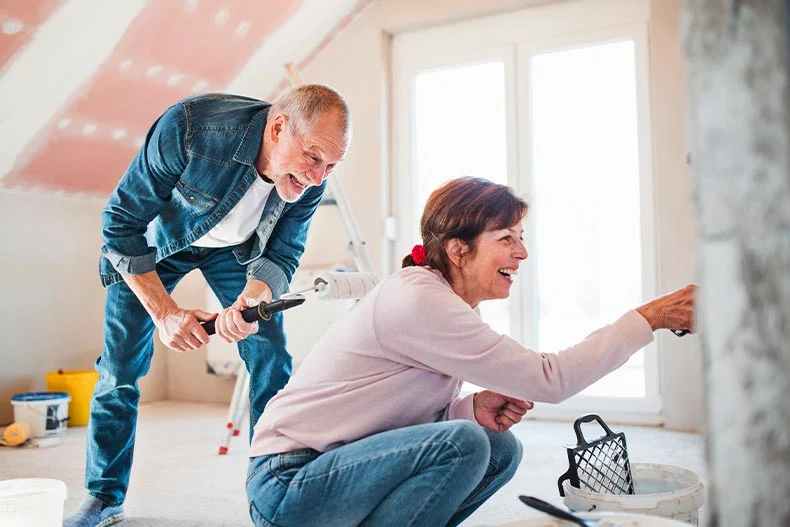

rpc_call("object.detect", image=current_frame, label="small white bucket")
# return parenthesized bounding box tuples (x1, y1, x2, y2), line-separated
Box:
(562, 463, 705, 524)
(10, 392, 71, 438)
(0, 478, 67, 527)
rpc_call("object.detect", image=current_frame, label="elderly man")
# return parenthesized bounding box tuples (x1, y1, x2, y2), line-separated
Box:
(64, 85, 352, 527)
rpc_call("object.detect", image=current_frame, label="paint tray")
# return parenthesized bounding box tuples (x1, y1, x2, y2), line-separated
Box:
(557, 414, 634, 496)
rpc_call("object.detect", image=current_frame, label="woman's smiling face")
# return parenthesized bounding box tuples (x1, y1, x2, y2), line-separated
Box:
(452, 222, 528, 308)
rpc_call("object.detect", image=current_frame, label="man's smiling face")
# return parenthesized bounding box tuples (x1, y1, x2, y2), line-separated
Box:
(263, 111, 348, 203)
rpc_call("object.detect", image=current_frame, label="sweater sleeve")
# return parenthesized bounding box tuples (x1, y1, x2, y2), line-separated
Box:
(372, 269, 654, 404)
(444, 393, 476, 421)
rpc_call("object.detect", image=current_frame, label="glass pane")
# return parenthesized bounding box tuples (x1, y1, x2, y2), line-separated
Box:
(413, 60, 511, 336)
(530, 40, 646, 397)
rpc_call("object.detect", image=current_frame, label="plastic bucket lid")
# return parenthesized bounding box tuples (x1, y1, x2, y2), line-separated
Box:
(0, 478, 67, 501)
(495, 511, 690, 526)
(11, 392, 70, 403)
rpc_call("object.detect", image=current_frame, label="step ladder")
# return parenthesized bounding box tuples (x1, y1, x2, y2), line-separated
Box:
(218, 66, 374, 454)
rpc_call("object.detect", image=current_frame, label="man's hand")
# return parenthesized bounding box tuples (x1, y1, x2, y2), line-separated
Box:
(213, 279, 273, 344)
(473, 390, 534, 432)
(154, 306, 216, 352)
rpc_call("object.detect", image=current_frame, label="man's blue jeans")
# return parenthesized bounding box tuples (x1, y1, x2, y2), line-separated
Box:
(246, 421, 523, 527)
(86, 246, 292, 506)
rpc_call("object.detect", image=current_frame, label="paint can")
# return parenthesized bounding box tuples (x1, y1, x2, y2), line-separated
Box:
(10, 392, 71, 438)
(562, 463, 705, 524)
(0, 478, 67, 527)
(45, 369, 99, 426)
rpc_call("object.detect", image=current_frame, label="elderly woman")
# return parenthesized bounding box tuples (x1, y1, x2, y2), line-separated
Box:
(245, 176, 695, 527)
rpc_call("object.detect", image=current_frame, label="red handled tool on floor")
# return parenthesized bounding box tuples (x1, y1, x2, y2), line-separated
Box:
(201, 296, 306, 335)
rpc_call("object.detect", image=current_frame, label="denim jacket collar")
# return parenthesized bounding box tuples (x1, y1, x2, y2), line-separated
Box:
(233, 107, 270, 166)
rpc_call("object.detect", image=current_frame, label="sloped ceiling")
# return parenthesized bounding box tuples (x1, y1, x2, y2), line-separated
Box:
(0, 0, 372, 198)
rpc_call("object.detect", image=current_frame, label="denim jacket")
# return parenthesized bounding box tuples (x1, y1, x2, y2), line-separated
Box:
(99, 93, 325, 298)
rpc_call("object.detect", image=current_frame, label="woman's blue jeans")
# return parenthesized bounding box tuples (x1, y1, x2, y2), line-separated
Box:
(86, 246, 292, 505)
(246, 421, 523, 527)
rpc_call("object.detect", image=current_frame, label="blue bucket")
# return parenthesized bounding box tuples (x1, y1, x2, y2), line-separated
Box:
(10, 392, 71, 437)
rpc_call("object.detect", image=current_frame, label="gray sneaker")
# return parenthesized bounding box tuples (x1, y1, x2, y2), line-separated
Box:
(63, 495, 125, 527)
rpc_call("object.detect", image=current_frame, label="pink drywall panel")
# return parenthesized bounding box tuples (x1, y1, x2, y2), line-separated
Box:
(4, 0, 302, 195)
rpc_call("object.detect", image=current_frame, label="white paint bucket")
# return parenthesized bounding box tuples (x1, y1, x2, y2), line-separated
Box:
(562, 463, 705, 525)
(0, 478, 67, 527)
(10, 392, 71, 438)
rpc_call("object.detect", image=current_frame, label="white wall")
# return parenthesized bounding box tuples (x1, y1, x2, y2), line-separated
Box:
(648, 0, 703, 431)
(0, 192, 167, 425)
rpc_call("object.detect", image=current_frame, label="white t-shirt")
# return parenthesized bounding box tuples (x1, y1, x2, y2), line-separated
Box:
(192, 176, 274, 248)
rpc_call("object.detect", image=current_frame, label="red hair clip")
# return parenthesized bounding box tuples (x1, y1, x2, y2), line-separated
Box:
(411, 244, 426, 265)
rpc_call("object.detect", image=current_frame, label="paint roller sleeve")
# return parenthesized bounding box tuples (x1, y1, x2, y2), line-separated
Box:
(3, 422, 31, 446)
(308, 271, 379, 300)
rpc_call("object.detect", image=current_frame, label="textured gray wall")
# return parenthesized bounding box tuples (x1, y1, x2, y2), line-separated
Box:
(685, 0, 790, 525)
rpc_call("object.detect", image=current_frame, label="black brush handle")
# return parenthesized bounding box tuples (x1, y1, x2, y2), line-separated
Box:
(672, 329, 690, 337)
(519, 496, 588, 526)
(201, 297, 305, 336)
(202, 305, 261, 335)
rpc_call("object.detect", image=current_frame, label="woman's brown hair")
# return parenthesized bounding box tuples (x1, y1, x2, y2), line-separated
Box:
(402, 177, 529, 281)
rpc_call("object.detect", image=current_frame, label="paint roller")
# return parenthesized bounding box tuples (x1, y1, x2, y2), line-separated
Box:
(2, 422, 31, 446)
(200, 273, 377, 336)
(283, 271, 379, 300)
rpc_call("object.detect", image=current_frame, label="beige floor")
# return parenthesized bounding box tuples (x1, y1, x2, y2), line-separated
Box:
(0, 401, 706, 526)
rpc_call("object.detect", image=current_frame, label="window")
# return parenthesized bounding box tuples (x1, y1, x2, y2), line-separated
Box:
(529, 40, 649, 398)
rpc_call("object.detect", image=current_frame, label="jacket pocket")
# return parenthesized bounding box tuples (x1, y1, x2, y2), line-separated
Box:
(173, 179, 218, 216)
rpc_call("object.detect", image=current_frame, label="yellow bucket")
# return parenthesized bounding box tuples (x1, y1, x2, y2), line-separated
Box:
(44, 370, 99, 426)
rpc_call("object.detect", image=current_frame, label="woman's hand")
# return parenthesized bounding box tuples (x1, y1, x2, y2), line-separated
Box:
(636, 284, 697, 332)
(473, 390, 534, 432)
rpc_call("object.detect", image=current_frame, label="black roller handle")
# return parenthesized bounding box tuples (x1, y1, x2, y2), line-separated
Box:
(201, 296, 305, 335)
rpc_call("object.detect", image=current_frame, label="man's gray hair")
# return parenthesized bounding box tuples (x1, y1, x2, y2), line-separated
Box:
(270, 84, 352, 144)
